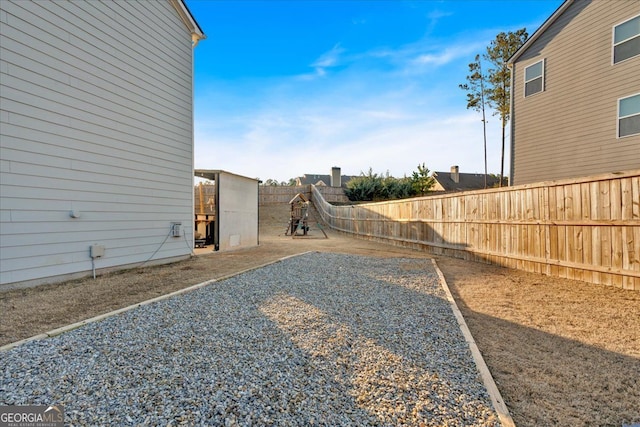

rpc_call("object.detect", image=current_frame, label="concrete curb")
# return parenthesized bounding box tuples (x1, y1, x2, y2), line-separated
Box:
(0, 251, 315, 353)
(431, 258, 516, 427)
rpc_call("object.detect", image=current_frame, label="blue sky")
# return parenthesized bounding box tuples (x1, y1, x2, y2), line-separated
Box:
(186, 0, 563, 183)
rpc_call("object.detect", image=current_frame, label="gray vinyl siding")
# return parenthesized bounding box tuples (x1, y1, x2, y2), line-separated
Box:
(511, 0, 640, 185)
(0, 0, 196, 286)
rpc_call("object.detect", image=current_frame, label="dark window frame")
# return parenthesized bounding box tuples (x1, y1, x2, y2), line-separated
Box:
(613, 14, 640, 64)
(524, 59, 545, 98)
(618, 93, 640, 138)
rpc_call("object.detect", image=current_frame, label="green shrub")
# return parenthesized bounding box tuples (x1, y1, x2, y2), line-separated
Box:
(345, 165, 436, 202)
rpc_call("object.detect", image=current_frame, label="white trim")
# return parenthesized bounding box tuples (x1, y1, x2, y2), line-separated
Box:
(612, 13, 640, 65)
(523, 58, 545, 97)
(169, 0, 205, 46)
(617, 92, 640, 139)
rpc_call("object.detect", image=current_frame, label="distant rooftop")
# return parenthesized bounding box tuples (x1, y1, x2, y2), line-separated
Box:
(432, 168, 506, 192)
(295, 173, 358, 187)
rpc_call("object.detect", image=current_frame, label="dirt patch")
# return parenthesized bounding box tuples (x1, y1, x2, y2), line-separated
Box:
(437, 256, 640, 427)
(1, 204, 639, 426)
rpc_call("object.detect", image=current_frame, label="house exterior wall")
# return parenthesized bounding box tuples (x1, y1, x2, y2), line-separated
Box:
(511, 0, 640, 185)
(431, 182, 447, 192)
(0, 0, 197, 287)
(217, 172, 259, 251)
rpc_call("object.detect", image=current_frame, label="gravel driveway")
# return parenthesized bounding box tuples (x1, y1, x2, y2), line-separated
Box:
(1, 253, 500, 426)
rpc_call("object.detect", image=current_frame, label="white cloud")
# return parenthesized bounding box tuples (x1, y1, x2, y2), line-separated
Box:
(427, 10, 454, 21)
(294, 44, 346, 81)
(194, 95, 507, 182)
(347, 34, 489, 78)
(194, 26, 512, 183)
(413, 49, 457, 66)
(312, 43, 345, 68)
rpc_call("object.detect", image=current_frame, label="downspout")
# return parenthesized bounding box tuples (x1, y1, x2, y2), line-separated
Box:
(190, 34, 196, 252)
(214, 172, 220, 251)
(257, 180, 262, 246)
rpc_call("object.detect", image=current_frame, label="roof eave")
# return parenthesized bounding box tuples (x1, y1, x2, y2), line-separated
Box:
(508, 0, 573, 66)
(170, 0, 206, 46)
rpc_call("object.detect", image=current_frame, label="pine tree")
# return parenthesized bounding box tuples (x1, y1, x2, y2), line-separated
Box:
(411, 163, 435, 196)
(484, 29, 528, 186)
(460, 29, 528, 187)
(459, 54, 489, 188)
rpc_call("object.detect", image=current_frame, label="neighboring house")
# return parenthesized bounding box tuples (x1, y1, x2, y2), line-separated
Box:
(0, 0, 204, 288)
(295, 167, 357, 187)
(508, 0, 640, 186)
(431, 166, 505, 192)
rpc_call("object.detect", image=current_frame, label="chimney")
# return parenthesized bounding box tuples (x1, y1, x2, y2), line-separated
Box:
(450, 165, 459, 183)
(331, 166, 341, 187)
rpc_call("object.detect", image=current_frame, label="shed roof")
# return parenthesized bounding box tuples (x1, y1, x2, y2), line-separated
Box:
(194, 169, 260, 182)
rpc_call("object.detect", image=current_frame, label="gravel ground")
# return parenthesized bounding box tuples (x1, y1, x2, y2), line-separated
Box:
(1, 252, 500, 426)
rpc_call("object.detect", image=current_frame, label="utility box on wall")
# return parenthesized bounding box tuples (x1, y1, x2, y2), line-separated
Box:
(194, 170, 259, 252)
(171, 223, 183, 237)
(90, 244, 105, 259)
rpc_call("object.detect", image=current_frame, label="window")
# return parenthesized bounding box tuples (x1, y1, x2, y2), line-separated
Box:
(618, 94, 640, 138)
(524, 59, 544, 97)
(613, 15, 640, 64)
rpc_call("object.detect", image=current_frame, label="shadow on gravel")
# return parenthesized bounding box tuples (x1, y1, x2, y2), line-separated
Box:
(255, 255, 500, 426)
(1, 253, 501, 426)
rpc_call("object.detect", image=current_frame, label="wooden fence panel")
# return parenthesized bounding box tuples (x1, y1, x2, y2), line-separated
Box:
(311, 170, 640, 291)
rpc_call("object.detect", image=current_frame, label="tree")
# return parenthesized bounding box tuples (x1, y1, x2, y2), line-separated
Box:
(344, 168, 418, 201)
(461, 28, 528, 187)
(411, 163, 435, 196)
(344, 168, 383, 201)
(343, 165, 435, 202)
(459, 54, 489, 188)
(485, 29, 528, 186)
(381, 173, 414, 200)
(261, 178, 281, 186)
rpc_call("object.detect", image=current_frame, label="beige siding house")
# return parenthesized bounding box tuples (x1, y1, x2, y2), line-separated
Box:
(0, 0, 204, 288)
(509, 0, 640, 185)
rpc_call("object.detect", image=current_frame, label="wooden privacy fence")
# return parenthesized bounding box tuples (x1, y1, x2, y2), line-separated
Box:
(260, 186, 311, 205)
(260, 185, 348, 205)
(311, 170, 640, 290)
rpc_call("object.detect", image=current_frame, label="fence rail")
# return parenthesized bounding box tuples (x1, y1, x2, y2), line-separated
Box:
(311, 170, 640, 290)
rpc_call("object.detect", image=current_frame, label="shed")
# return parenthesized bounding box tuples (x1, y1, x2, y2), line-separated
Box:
(194, 170, 260, 251)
